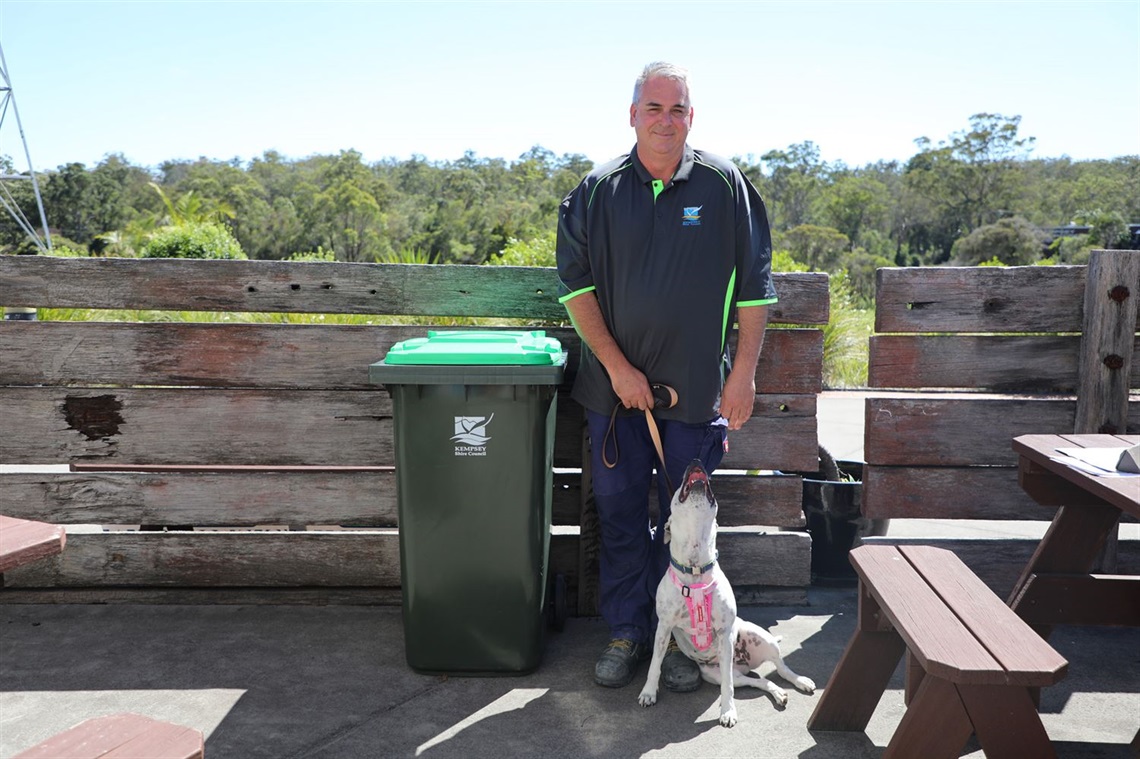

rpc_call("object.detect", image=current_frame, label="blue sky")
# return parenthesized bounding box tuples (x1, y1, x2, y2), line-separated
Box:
(1, 0, 1137, 174)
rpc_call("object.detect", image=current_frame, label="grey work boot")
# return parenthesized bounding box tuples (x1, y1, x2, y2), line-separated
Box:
(662, 637, 701, 692)
(594, 638, 650, 688)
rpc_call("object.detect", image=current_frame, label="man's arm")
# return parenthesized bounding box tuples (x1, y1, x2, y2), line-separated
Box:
(720, 304, 768, 430)
(564, 292, 655, 412)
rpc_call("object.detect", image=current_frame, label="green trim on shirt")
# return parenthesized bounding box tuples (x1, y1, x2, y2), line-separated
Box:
(587, 163, 633, 210)
(721, 269, 737, 351)
(737, 297, 778, 307)
(558, 285, 597, 304)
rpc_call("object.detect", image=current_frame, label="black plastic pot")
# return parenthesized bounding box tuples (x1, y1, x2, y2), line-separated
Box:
(801, 460, 889, 586)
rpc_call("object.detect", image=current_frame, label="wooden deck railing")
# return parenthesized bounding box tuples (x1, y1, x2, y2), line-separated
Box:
(862, 249, 1140, 594)
(0, 256, 829, 608)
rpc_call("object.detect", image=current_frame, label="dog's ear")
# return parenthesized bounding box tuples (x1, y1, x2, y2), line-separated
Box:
(663, 517, 672, 545)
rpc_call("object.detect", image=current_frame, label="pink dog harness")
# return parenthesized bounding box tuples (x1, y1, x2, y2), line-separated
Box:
(669, 566, 717, 650)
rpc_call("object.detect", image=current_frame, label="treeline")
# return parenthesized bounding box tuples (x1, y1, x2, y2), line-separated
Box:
(3, 113, 1138, 299)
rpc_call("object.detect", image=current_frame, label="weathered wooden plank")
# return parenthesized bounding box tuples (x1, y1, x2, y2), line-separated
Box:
(2, 529, 809, 592)
(0, 257, 567, 319)
(0, 471, 401, 527)
(874, 265, 1098, 333)
(868, 334, 1140, 392)
(0, 256, 830, 325)
(0, 587, 408, 605)
(722, 394, 818, 470)
(864, 396, 1140, 467)
(863, 466, 1043, 521)
(0, 387, 396, 466)
(1075, 249, 1140, 435)
(0, 388, 817, 471)
(717, 530, 812, 587)
(0, 321, 823, 395)
(0, 470, 804, 528)
(3, 530, 405, 587)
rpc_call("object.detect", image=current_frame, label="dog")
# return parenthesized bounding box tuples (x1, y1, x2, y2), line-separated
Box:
(637, 459, 815, 727)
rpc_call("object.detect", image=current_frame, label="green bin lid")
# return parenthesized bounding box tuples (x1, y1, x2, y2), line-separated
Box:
(369, 330, 566, 386)
(382, 330, 562, 365)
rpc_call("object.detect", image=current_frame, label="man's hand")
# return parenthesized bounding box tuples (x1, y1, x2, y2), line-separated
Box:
(610, 363, 655, 412)
(720, 370, 755, 430)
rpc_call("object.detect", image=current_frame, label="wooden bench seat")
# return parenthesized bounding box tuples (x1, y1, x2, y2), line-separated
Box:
(12, 713, 203, 759)
(0, 515, 66, 573)
(808, 544, 1068, 759)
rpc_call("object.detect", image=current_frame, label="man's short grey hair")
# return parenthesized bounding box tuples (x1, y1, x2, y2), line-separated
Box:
(632, 61, 691, 105)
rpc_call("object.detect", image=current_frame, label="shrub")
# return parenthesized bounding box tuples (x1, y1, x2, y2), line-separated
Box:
(141, 222, 246, 259)
(487, 232, 556, 267)
(287, 247, 337, 263)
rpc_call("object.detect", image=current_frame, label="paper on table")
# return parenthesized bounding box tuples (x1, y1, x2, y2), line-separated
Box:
(1055, 447, 1140, 477)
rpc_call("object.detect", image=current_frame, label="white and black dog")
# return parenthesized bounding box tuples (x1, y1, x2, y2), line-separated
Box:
(638, 460, 815, 727)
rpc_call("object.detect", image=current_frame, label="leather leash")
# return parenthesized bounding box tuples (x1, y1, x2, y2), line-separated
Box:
(602, 383, 678, 494)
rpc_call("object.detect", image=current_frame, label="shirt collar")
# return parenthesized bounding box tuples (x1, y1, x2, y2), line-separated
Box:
(630, 144, 696, 186)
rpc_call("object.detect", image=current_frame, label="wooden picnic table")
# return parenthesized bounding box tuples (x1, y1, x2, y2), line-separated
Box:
(1009, 433, 1139, 754)
(1008, 433, 1140, 629)
(0, 514, 66, 574)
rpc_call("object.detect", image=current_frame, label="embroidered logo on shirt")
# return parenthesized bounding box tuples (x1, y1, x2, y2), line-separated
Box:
(682, 206, 702, 226)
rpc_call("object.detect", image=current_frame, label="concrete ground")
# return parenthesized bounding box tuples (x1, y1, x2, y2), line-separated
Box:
(2, 592, 1137, 758)
(1, 391, 1136, 757)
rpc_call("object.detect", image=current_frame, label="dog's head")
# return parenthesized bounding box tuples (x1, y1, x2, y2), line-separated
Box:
(663, 460, 718, 548)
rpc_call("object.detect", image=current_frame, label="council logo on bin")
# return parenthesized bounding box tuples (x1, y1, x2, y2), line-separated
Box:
(452, 414, 493, 456)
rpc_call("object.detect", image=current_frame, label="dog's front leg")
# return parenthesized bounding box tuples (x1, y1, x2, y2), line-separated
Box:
(718, 622, 738, 727)
(637, 620, 673, 707)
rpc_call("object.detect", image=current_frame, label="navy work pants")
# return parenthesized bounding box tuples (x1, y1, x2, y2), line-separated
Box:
(586, 409, 727, 646)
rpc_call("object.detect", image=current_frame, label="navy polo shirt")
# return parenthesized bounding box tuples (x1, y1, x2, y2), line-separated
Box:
(556, 144, 778, 423)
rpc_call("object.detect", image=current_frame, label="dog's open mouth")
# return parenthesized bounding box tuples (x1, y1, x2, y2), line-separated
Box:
(679, 460, 711, 504)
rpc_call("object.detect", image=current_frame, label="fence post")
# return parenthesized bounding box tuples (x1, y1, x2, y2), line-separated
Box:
(1074, 248, 1140, 571)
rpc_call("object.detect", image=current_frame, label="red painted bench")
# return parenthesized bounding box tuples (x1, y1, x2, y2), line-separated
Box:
(12, 713, 203, 759)
(808, 544, 1068, 759)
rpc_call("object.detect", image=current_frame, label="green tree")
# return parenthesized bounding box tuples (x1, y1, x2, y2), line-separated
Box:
(904, 113, 1035, 261)
(313, 150, 390, 262)
(777, 224, 850, 271)
(760, 142, 826, 230)
(950, 216, 1046, 266)
(816, 174, 890, 248)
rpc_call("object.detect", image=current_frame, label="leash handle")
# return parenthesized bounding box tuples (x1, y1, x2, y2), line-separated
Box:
(602, 384, 677, 494)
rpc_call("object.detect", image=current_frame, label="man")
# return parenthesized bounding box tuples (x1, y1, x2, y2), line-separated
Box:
(556, 62, 778, 691)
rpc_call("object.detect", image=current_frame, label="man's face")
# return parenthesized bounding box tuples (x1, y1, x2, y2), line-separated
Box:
(630, 76, 693, 163)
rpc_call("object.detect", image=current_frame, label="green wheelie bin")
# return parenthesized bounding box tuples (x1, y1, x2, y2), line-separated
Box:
(369, 330, 565, 675)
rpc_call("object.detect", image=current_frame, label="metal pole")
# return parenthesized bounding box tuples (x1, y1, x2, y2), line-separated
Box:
(0, 42, 46, 320)
(0, 41, 51, 251)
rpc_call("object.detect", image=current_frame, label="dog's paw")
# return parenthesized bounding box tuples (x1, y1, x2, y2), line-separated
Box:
(771, 686, 789, 707)
(794, 676, 816, 694)
(719, 706, 738, 728)
(638, 688, 658, 708)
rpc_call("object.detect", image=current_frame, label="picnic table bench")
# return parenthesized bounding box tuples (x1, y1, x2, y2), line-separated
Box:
(12, 713, 203, 759)
(0, 515, 66, 573)
(808, 544, 1068, 759)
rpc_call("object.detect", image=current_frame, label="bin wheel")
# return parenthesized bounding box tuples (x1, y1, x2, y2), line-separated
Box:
(547, 573, 567, 632)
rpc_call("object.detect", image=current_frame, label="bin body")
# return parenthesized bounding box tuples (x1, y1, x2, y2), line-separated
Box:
(370, 331, 564, 675)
